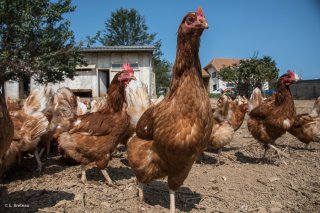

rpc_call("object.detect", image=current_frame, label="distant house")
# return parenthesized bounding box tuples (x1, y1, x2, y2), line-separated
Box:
(203, 58, 240, 93)
(5, 46, 156, 99)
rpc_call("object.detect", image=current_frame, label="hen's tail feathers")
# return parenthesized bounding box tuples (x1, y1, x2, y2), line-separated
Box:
(53, 87, 78, 119)
(248, 88, 263, 112)
(152, 95, 164, 105)
(22, 113, 49, 142)
(126, 81, 151, 126)
(76, 97, 88, 116)
(214, 94, 231, 122)
(90, 96, 107, 113)
(309, 96, 320, 117)
(23, 86, 53, 116)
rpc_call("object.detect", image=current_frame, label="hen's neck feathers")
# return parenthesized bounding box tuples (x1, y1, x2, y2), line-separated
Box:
(102, 79, 126, 113)
(275, 80, 293, 106)
(169, 30, 203, 96)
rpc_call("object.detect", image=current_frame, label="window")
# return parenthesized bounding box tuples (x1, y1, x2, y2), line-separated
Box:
(226, 82, 234, 88)
(213, 84, 217, 91)
(111, 63, 139, 71)
(211, 72, 216, 78)
(75, 69, 93, 76)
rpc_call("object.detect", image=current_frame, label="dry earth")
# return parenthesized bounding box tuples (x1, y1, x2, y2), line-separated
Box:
(0, 100, 319, 213)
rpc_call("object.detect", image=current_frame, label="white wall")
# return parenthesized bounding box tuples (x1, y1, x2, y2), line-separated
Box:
(5, 50, 155, 99)
(5, 81, 19, 99)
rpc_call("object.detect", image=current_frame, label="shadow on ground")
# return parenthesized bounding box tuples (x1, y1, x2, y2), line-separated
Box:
(0, 187, 74, 213)
(143, 180, 201, 212)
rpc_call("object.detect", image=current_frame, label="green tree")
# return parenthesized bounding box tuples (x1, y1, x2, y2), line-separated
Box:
(219, 56, 279, 97)
(0, 0, 85, 96)
(88, 8, 170, 94)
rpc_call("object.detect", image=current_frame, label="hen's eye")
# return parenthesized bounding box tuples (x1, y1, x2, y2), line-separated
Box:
(186, 16, 195, 24)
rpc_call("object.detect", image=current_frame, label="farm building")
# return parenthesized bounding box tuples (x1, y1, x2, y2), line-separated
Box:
(5, 46, 156, 99)
(203, 58, 240, 94)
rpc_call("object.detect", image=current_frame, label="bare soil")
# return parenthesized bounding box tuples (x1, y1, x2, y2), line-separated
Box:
(1, 100, 319, 213)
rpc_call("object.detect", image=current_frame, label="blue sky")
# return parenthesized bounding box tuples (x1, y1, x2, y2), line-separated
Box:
(66, 0, 320, 79)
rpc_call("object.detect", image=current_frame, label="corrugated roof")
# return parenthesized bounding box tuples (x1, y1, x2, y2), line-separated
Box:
(204, 58, 240, 72)
(80, 46, 156, 52)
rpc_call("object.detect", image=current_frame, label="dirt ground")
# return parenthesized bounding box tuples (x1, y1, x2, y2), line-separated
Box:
(0, 100, 319, 213)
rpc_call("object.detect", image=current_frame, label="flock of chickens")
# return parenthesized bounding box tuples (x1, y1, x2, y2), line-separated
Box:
(0, 7, 319, 213)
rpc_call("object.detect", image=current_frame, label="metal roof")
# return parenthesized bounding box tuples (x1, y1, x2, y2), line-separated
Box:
(80, 46, 156, 52)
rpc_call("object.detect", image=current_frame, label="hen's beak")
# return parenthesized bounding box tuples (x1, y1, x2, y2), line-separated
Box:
(130, 76, 137, 81)
(200, 18, 209, 29)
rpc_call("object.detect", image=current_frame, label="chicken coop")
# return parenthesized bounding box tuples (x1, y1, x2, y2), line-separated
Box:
(5, 46, 157, 99)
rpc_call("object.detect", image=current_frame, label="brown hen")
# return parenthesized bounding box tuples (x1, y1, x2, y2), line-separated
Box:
(58, 64, 136, 184)
(288, 97, 320, 147)
(247, 70, 300, 160)
(127, 7, 212, 213)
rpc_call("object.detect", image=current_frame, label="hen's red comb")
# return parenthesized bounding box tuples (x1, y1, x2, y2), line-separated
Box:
(122, 63, 134, 74)
(287, 70, 295, 77)
(196, 7, 204, 17)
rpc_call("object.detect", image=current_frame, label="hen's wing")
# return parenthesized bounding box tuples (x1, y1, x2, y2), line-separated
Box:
(249, 99, 274, 119)
(135, 106, 156, 140)
(69, 110, 123, 136)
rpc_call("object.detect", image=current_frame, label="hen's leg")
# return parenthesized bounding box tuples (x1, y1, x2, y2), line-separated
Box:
(137, 182, 144, 201)
(46, 141, 50, 156)
(216, 148, 222, 166)
(38, 148, 45, 158)
(268, 144, 289, 158)
(80, 164, 87, 183)
(101, 169, 113, 185)
(262, 144, 269, 161)
(169, 189, 176, 213)
(34, 149, 42, 173)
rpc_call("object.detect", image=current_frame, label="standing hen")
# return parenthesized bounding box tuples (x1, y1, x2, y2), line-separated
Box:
(0, 94, 14, 173)
(58, 64, 136, 184)
(288, 97, 320, 147)
(247, 70, 300, 160)
(1, 87, 51, 173)
(127, 7, 212, 213)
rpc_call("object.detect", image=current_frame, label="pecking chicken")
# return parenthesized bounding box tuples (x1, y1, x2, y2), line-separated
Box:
(57, 64, 136, 185)
(127, 7, 212, 213)
(247, 70, 300, 160)
(208, 94, 248, 165)
(1, 87, 51, 173)
(288, 97, 320, 147)
(0, 93, 14, 175)
(230, 96, 248, 131)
